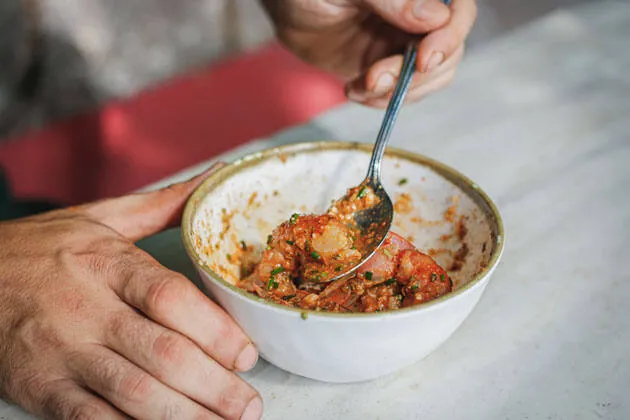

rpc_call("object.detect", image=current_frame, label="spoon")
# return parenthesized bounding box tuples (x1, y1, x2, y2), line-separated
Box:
(311, 41, 421, 286)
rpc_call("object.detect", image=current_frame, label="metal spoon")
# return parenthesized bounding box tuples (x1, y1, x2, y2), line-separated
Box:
(311, 41, 421, 286)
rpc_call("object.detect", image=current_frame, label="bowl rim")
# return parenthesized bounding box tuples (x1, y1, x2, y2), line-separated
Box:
(181, 140, 505, 319)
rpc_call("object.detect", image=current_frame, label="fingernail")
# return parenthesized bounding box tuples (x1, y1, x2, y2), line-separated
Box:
(373, 72, 395, 95)
(235, 343, 258, 371)
(413, 0, 446, 20)
(425, 51, 445, 72)
(241, 397, 263, 420)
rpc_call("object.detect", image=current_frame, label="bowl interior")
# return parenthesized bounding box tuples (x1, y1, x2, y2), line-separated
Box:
(186, 142, 501, 304)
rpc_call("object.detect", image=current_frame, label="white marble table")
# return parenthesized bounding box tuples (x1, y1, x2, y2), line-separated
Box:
(3, 1, 629, 419)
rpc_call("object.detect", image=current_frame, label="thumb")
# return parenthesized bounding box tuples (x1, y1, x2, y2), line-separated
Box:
(81, 162, 226, 242)
(362, 0, 451, 34)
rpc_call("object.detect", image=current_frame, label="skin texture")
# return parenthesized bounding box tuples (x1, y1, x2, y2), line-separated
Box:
(262, 0, 477, 107)
(0, 1, 478, 418)
(0, 163, 263, 420)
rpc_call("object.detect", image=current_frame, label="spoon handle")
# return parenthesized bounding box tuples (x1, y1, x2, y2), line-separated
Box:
(365, 0, 451, 183)
(365, 42, 418, 182)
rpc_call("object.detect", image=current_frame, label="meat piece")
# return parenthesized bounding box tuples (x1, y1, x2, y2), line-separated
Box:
(356, 232, 415, 284)
(396, 249, 452, 307)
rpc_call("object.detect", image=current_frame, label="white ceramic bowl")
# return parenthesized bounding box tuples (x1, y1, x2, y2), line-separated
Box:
(182, 141, 504, 383)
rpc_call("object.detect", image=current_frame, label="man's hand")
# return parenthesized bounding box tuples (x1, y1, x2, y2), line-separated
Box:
(0, 163, 263, 420)
(262, 0, 477, 107)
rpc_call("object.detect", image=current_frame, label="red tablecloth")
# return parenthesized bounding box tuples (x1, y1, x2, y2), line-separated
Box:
(0, 42, 346, 205)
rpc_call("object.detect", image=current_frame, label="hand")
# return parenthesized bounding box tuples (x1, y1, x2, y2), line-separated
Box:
(0, 163, 263, 420)
(262, 0, 477, 107)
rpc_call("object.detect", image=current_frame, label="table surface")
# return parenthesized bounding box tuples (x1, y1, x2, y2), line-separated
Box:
(3, 1, 629, 419)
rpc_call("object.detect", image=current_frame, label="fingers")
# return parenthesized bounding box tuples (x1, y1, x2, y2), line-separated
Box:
(362, 0, 450, 33)
(105, 309, 262, 420)
(69, 345, 220, 420)
(111, 262, 258, 372)
(40, 379, 128, 420)
(417, 0, 477, 71)
(82, 162, 226, 242)
(346, 44, 463, 107)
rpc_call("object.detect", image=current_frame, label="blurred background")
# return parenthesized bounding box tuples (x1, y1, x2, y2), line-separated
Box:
(0, 0, 590, 212)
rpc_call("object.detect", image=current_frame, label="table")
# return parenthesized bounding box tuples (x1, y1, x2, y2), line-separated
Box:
(2, 1, 629, 419)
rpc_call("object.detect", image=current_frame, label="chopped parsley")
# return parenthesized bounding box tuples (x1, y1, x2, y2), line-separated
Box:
(364, 271, 373, 280)
(398, 178, 408, 186)
(267, 234, 273, 245)
(301, 312, 309, 320)
(412, 284, 419, 291)
(440, 273, 446, 282)
(271, 266, 284, 276)
(240, 240, 247, 251)
(384, 278, 397, 286)
(335, 265, 343, 272)
(226, 254, 232, 262)
(311, 251, 321, 260)
(430, 273, 438, 282)
(286, 240, 294, 245)
(357, 186, 367, 198)
(289, 213, 299, 224)
(266, 278, 279, 290)
(282, 294, 296, 301)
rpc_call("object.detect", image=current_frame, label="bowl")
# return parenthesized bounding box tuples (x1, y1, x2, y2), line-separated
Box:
(181, 141, 504, 383)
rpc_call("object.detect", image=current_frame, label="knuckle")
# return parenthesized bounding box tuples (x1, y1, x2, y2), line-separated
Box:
(4, 369, 46, 407)
(66, 402, 106, 420)
(215, 380, 258, 419)
(152, 331, 189, 366)
(106, 310, 131, 342)
(118, 371, 153, 401)
(145, 276, 186, 316)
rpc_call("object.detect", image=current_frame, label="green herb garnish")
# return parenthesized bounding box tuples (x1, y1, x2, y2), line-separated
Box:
(357, 186, 367, 198)
(440, 273, 446, 282)
(289, 213, 299, 224)
(412, 284, 419, 291)
(227, 254, 232, 262)
(271, 267, 284, 276)
(266, 278, 279, 290)
(364, 271, 373, 280)
(301, 312, 309, 320)
(282, 294, 296, 301)
(335, 265, 343, 272)
(398, 178, 408, 186)
(311, 251, 321, 260)
(384, 278, 396, 286)
(240, 240, 247, 251)
(286, 240, 294, 245)
(430, 273, 437, 282)
(267, 235, 273, 245)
